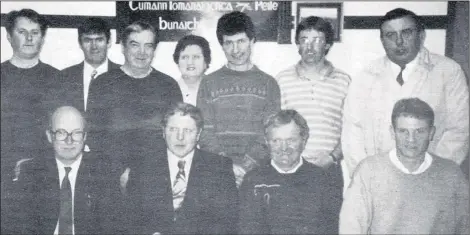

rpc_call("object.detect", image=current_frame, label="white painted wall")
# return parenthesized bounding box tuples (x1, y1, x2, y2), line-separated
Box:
(1, 1, 447, 79)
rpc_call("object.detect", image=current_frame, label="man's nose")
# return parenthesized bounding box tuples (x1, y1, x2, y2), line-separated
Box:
(176, 130, 184, 141)
(280, 141, 289, 151)
(232, 43, 240, 54)
(26, 32, 33, 41)
(396, 33, 404, 46)
(65, 135, 73, 144)
(407, 132, 416, 142)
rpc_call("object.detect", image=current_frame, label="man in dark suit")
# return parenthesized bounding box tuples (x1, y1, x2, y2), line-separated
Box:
(125, 102, 239, 234)
(60, 17, 120, 112)
(14, 106, 116, 234)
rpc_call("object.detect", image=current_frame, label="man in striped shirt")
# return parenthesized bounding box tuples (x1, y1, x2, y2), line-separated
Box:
(275, 16, 350, 218)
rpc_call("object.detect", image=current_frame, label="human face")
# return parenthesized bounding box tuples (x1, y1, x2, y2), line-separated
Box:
(178, 45, 207, 79)
(163, 113, 201, 158)
(297, 29, 330, 66)
(380, 16, 425, 67)
(7, 17, 45, 60)
(80, 33, 111, 67)
(221, 32, 254, 70)
(266, 121, 307, 171)
(46, 107, 86, 164)
(122, 30, 156, 70)
(391, 116, 435, 162)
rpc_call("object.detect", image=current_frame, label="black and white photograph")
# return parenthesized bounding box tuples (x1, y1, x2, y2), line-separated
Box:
(1, 1, 469, 234)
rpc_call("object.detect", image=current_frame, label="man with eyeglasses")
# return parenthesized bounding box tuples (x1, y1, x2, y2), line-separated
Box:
(341, 8, 469, 178)
(13, 106, 117, 234)
(275, 16, 349, 228)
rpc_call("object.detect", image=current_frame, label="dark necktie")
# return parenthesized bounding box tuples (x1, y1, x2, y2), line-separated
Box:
(91, 70, 98, 80)
(396, 65, 406, 86)
(172, 160, 186, 211)
(59, 167, 73, 235)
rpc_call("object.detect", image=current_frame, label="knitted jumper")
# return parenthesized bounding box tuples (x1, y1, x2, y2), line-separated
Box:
(340, 153, 469, 234)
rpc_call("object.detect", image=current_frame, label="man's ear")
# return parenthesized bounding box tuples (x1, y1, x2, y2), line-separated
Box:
(325, 43, 331, 51)
(83, 132, 87, 142)
(390, 125, 396, 140)
(429, 126, 436, 141)
(6, 32, 12, 44)
(419, 30, 426, 47)
(196, 129, 202, 142)
(46, 130, 53, 144)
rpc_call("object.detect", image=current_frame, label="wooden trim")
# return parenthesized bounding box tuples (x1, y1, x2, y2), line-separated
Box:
(445, 1, 457, 57)
(344, 15, 448, 29)
(1, 14, 115, 29)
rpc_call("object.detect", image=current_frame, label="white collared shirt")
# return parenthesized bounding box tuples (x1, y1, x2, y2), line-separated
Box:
(54, 154, 83, 235)
(83, 60, 108, 111)
(174, 77, 199, 106)
(389, 148, 433, 174)
(390, 55, 418, 84)
(271, 157, 304, 174)
(167, 149, 195, 186)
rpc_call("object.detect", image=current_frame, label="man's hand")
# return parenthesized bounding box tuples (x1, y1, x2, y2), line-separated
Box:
(233, 164, 247, 188)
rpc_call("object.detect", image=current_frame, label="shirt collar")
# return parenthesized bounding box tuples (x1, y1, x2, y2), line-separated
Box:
(271, 157, 303, 174)
(389, 148, 433, 174)
(55, 153, 83, 173)
(167, 148, 195, 172)
(84, 59, 108, 75)
(295, 60, 334, 81)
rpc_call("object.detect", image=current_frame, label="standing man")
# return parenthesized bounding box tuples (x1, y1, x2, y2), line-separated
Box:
(87, 21, 182, 181)
(342, 8, 469, 177)
(14, 106, 116, 235)
(239, 110, 339, 234)
(340, 98, 469, 234)
(126, 102, 238, 234)
(197, 11, 281, 186)
(1, 9, 60, 233)
(276, 16, 350, 208)
(61, 17, 120, 112)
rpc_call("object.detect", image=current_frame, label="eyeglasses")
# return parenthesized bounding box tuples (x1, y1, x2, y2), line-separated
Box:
(298, 37, 326, 45)
(50, 129, 85, 142)
(383, 28, 418, 41)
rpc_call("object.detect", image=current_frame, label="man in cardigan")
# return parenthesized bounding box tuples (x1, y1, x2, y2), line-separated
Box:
(340, 98, 469, 234)
(239, 110, 339, 234)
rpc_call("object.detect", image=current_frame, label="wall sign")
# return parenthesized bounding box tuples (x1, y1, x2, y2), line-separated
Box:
(116, 1, 292, 43)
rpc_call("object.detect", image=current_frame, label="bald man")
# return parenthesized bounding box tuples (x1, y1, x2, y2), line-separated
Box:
(13, 106, 117, 234)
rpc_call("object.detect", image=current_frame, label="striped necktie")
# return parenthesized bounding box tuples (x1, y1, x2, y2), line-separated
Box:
(172, 160, 186, 211)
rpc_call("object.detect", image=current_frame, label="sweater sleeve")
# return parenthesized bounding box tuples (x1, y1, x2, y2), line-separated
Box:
(432, 65, 469, 164)
(238, 174, 264, 234)
(339, 161, 373, 234)
(196, 77, 219, 154)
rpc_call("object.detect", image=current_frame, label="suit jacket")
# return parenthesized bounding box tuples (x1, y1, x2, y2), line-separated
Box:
(15, 151, 115, 234)
(60, 60, 120, 112)
(126, 146, 239, 234)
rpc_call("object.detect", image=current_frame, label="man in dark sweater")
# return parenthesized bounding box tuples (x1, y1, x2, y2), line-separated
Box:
(1, 9, 60, 234)
(239, 110, 340, 234)
(87, 21, 182, 194)
(197, 11, 281, 187)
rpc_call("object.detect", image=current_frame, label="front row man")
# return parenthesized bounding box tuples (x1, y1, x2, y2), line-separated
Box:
(15, 106, 117, 234)
(239, 110, 341, 234)
(340, 98, 469, 234)
(125, 102, 238, 234)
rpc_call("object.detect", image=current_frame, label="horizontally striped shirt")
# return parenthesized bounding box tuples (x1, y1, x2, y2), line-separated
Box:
(276, 61, 351, 164)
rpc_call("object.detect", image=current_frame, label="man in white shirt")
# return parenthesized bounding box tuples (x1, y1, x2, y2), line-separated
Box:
(342, 8, 469, 178)
(60, 17, 120, 112)
(14, 106, 114, 234)
(340, 98, 469, 234)
(126, 102, 238, 234)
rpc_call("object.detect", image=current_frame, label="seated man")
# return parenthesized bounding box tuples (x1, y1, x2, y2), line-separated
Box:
(14, 106, 116, 234)
(340, 98, 469, 234)
(126, 102, 238, 234)
(239, 110, 340, 234)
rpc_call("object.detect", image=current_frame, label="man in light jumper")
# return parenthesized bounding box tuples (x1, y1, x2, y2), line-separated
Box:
(196, 11, 281, 187)
(339, 98, 469, 235)
(341, 8, 469, 178)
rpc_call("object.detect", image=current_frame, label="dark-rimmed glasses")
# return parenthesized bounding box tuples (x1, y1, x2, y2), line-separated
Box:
(50, 129, 85, 142)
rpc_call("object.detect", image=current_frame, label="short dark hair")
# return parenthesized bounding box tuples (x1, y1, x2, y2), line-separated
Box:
(5, 8, 49, 36)
(295, 16, 335, 54)
(121, 21, 158, 48)
(216, 11, 256, 45)
(173, 35, 211, 67)
(380, 8, 425, 35)
(264, 110, 309, 141)
(78, 17, 111, 44)
(391, 98, 435, 128)
(162, 102, 204, 130)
